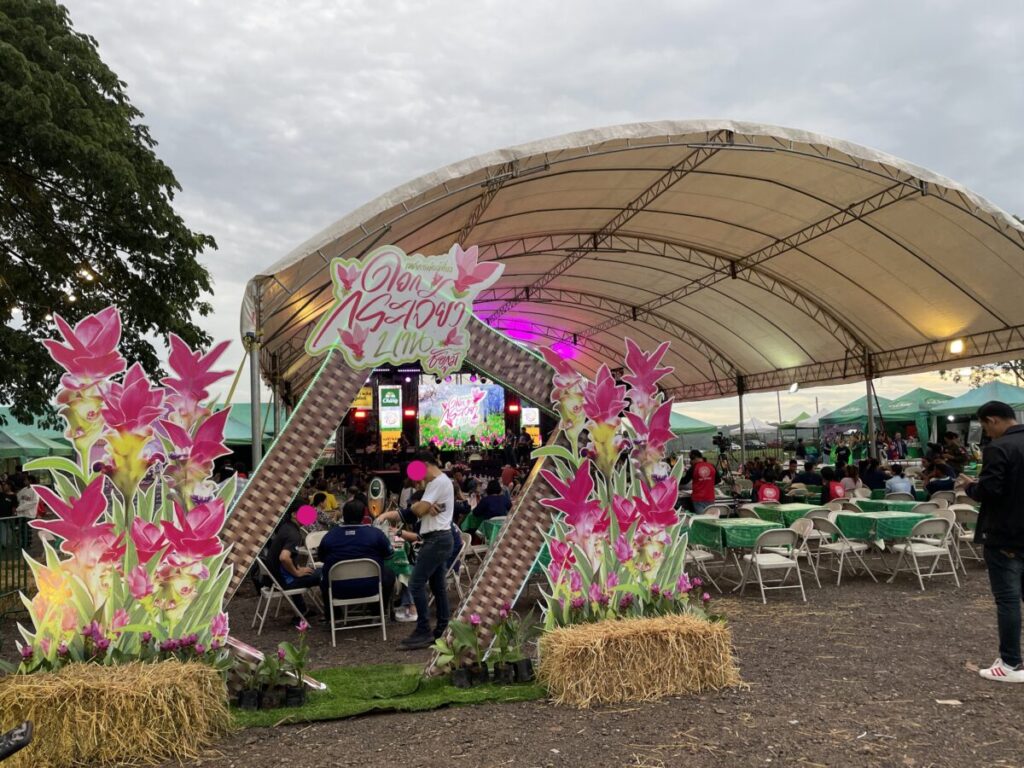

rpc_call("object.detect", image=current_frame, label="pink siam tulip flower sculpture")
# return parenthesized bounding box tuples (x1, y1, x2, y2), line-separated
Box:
(14, 306, 235, 674)
(534, 338, 708, 630)
(452, 244, 501, 296)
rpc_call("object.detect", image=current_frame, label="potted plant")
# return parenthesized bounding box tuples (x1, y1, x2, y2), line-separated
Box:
(257, 649, 286, 709)
(432, 614, 485, 687)
(236, 659, 262, 710)
(280, 620, 310, 707)
(508, 608, 540, 683)
(489, 603, 517, 685)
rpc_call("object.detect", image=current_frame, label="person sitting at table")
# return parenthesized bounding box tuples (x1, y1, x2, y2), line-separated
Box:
(862, 458, 888, 491)
(780, 459, 799, 482)
(841, 464, 864, 496)
(318, 499, 396, 618)
(793, 461, 822, 487)
(820, 466, 846, 503)
(756, 470, 781, 502)
(265, 501, 321, 615)
(310, 478, 338, 512)
(310, 492, 338, 532)
(941, 430, 969, 473)
(885, 464, 914, 495)
(924, 461, 957, 495)
(471, 479, 511, 524)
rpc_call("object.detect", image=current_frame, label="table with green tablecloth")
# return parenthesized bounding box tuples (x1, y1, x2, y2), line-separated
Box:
(868, 488, 928, 501)
(689, 517, 783, 550)
(384, 546, 412, 578)
(835, 511, 928, 541)
(854, 499, 922, 513)
(754, 503, 818, 526)
(479, 517, 505, 545)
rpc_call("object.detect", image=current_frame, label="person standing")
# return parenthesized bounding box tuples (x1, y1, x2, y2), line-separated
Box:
(958, 401, 1024, 682)
(399, 452, 455, 649)
(681, 450, 717, 515)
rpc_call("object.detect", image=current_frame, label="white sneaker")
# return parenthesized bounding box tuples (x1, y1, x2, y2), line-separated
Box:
(394, 607, 418, 623)
(979, 658, 1024, 683)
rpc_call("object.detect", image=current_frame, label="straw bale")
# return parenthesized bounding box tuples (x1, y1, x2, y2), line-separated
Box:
(0, 660, 230, 767)
(538, 614, 740, 708)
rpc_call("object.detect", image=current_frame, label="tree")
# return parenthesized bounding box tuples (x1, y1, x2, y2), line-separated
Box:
(940, 361, 1024, 389)
(0, 0, 216, 424)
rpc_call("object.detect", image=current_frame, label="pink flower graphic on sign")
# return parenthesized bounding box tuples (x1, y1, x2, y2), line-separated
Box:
(339, 324, 368, 359)
(336, 263, 360, 291)
(452, 245, 501, 295)
(443, 328, 465, 347)
(43, 306, 126, 389)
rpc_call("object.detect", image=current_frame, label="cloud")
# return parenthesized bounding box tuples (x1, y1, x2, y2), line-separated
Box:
(60, 0, 1024, 401)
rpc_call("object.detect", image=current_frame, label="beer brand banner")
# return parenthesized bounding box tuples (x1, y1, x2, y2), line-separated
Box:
(306, 244, 504, 377)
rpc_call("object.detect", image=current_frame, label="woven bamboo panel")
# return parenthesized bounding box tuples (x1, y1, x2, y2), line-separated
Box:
(223, 351, 367, 599)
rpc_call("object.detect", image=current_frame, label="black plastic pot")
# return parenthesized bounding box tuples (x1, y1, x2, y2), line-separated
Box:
(284, 685, 307, 707)
(492, 662, 516, 685)
(450, 667, 472, 689)
(469, 663, 490, 686)
(237, 689, 260, 710)
(259, 686, 285, 709)
(512, 658, 535, 683)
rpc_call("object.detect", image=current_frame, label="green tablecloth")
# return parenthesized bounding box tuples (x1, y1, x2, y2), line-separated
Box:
(460, 513, 484, 532)
(479, 517, 504, 545)
(754, 503, 819, 526)
(835, 511, 928, 540)
(689, 518, 783, 550)
(869, 488, 927, 501)
(854, 499, 922, 513)
(384, 546, 412, 578)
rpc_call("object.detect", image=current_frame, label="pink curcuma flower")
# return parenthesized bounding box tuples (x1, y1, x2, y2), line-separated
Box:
(277, 647, 286, 661)
(130, 518, 168, 565)
(570, 596, 586, 610)
(605, 572, 619, 589)
(588, 582, 609, 606)
(43, 307, 126, 389)
(111, 608, 130, 632)
(339, 324, 368, 359)
(336, 262, 360, 291)
(161, 499, 225, 565)
(622, 338, 673, 420)
(613, 533, 633, 563)
(540, 460, 608, 544)
(569, 570, 583, 594)
(547, 539, 576, 583)
(625, 400, 676, 455)
(452, 245, 501, 294)
(583, 366, 627, 426)
(297, 619, 309, 633)
(676, 573, 693, 594)
(159, 408, 231, 500)
(636, 478, 679, 533)
(102, 363, 165, 433)
(211, 612, 229, 639)
(612, 496, 640, 531)
(127, 565, 155, 600)
(162, 334, 232, 427)
(32, 477, 124, 566)
(469, 613, 482, 627)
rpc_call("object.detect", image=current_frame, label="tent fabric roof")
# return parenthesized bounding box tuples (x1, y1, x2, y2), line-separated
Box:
(242, 120, 1024, 402)
(881, 388, 953, 419)
(928, 381, 1024, 416)
(776, 411, 811, 429)
(669, 410, 717, 436)
(730, 417, 775, 435)
(819, 394, 893, 425)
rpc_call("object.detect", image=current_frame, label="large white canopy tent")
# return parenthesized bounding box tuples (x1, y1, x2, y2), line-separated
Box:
(241, 120, 1024, 458)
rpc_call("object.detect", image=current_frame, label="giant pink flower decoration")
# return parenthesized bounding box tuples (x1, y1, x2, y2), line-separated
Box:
(159, 409, 231, 499)
(162, 499, 226, 565)
(452, 245, 501, 294)
(582, 365, 627, 425)
(102, 363, 165, 434)
(31, 477, 124, 566)
(161, 334, 232, 425)
(42, 307, 126, 389)
(612, 496, 640, 530)
(540, 460, 608, 541)
(622, 339, 673, 420)
(636, 478, 680, 532)
(130, 518, 168, 565)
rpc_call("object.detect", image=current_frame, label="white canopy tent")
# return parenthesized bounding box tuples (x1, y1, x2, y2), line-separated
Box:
(239, 120, 1024, 460)
(730, 417, 776, 437)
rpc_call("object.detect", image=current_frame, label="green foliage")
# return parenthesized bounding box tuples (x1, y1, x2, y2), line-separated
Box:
(940, 361, 1024, 389)
(430, 617, 482, 670)
(0, 0, 216, 422)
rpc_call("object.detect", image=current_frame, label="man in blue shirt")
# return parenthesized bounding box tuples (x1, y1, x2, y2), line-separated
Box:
(318, 499, 395, 615)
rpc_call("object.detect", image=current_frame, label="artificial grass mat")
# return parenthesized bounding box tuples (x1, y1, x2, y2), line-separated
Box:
(233, 664, 546, 727)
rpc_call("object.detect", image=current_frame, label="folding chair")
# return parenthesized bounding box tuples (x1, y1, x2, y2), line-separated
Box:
(825, 500, 845, 512)
(950, 504, 982, 566)
(739, 529, 806, 604)
(885, 492, 915, 501)
(252, 558, 314, 635)
(911, 501, 941, 516)
(852, 487, 870, 499)
(765, 519, 821, 588)
(887, 518, 960, 591)
(326, 559, 387, 646)
(955, 493, 979, 508)
(301, 530, 327, 566)
(840, 501, 862, 513)
(930, 490, 956, 507)
(704, 503, 732, 518)
(738, 506, 761, 519)
(811, 517, 878, 586)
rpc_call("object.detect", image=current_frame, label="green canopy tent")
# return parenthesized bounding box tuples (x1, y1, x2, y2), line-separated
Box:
(928, 381, 1024, 417)
(819, 395, 893, 428)
(213, 404, 276, 447)
(669, 411, 717, 437)
(775, 411, 811, 430)
(0, 407, 74, 462)
(880, 388, 952, 444)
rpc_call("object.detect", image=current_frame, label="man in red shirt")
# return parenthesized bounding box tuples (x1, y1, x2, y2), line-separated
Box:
(682, 450, 718, 514)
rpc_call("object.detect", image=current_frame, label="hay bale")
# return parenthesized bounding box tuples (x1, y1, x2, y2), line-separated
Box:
(538, 614, 740, 708)
(0, 660, 230, 767)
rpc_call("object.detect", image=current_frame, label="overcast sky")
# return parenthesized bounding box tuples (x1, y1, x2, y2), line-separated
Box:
(61, 0, 1024, 424)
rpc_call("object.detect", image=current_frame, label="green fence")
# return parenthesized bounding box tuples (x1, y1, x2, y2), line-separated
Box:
(1, 516, 30, 619)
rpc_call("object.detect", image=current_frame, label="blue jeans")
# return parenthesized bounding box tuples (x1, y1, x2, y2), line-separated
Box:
(693, 501, 712, 515)
(984, 546, 1024, 667)
(409, 531, 454, 636)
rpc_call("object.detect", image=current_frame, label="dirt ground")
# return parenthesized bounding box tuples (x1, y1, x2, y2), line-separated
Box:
(4, 558, 1024, 767)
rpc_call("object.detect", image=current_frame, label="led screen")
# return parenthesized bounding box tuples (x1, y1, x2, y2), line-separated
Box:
(418, 380, 505, 450)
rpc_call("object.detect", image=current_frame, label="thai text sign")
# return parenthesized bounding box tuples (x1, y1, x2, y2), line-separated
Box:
(440, 388, 487, 430)
(306, 244, 503, 376)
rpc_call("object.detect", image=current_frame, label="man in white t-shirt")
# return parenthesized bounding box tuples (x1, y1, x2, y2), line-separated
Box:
(399, 452, 456, 649)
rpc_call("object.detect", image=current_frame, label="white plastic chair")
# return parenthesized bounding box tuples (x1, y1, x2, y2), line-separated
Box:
(950, 504, 981, 567)
(704, 504, 731, 518)
(251, 558, 313, 636)
(302, 530, 327, 566)
(764, 518, 821, 588)
(740, 528, 806, 604)
(887, 518, 960, 591)
(911, 501, 941, 516)
(930, 490, 957, 506)
(853, 487, 870, 499)
(810, 517, 878, 586)
(326, 559, 387, 646)
(885, 492, 916, 501)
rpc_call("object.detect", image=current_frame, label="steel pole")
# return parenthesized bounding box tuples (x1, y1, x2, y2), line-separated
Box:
(247, 333, 262, 469)
(865, 353, 876, 460)
(737, 375, 747, 468)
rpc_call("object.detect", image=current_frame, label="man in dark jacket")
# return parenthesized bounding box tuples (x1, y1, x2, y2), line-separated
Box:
(960, 401, 1024, 683)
